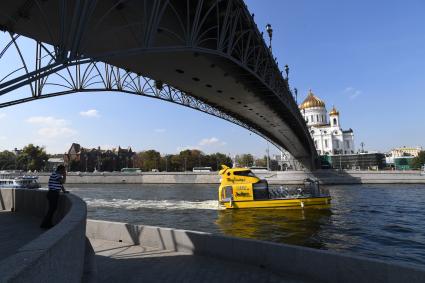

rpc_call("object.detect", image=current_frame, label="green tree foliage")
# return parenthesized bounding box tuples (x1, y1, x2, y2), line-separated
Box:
(0, 151, 17, 170)
(207, 153, 232, 171)
(178, 149, 203, 171)
(411, 151, 425, 169)
(134, 150, 161, 171)
(254, 156, 267, 167)
(16, 144, 48, 171)
(131, 149, 233, 172)
(236, 154, 254, 167)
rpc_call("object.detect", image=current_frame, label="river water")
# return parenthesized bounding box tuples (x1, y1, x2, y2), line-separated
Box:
(69, 183, 425, 267)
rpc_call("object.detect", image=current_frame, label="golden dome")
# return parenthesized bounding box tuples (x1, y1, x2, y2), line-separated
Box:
(299, 89, 325, 110)
(329, 105, 339, 116)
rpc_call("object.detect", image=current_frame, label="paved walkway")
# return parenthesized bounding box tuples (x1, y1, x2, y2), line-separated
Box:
(0, 211, 44, 261)
(91, 238, 307, 283)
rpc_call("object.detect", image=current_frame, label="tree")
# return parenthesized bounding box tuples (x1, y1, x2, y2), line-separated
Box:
(254, 156, 267, 167)
(0, 151, 17, 170)
(207, 153, 232, 171)
(236, 154, 254, 167)
(411, 151, 425, 169)
(134, 150, 161, 171)
(16, 144, 49, 171)
(178, 149, 203, 171)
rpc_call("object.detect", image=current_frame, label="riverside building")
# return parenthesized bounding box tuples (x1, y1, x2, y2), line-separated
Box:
(390, 146, 422, 157)
(299, 90, 355, 156)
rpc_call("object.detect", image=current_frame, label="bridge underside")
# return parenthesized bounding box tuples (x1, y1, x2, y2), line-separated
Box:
(0, 0, 318, 169)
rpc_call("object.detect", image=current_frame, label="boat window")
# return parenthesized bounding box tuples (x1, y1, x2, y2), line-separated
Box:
(233, 170, 256, 177)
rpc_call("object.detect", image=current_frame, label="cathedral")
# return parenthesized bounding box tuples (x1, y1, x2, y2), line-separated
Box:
(299, 90, 355, 155)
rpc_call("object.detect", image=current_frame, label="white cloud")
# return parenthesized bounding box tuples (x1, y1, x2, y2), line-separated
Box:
(26, 116, 77, 140)
(176, 137, 226, 152)
(79, 109, 100, 118)
(199, 137, 226, 146)
(0, 136, 6, 140)
(154, 128, 166, 133)
(343, 87, 362, 100)
(37, 127, 77, 139)
(26, 116, 68, 126)
(0, 113, 6, 119)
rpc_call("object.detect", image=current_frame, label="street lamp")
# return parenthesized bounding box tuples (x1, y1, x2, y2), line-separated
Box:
(266, 23, 273, 51)
(284, 64, 289, 80)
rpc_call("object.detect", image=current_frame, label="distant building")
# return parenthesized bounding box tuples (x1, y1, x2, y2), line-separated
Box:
(322, 153, 386, 170)
(64, 143, 135, 172)
(47, 157, 64, 171)
(390, 146, 422, 157)
(299, 90, 355, 155)
(385, 155, 415, 170)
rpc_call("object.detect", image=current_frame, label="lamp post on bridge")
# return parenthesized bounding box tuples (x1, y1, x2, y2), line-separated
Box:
(266, 24, 273, 51)
(284, 64, 289, 80)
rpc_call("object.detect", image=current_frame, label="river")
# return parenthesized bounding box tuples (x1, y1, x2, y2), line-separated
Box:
(69, 183, 425, 267)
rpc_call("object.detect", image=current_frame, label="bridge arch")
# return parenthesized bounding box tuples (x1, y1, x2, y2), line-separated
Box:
(0, 0, 318, 168)
(0, 36, 275, 148)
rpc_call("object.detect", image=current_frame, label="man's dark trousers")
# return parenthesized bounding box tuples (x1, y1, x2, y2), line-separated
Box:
(41, 190, 60, 228)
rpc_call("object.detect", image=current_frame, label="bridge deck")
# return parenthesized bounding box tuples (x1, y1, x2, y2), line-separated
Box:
(0, 211, 44, 261)
(90, 238, 307, 283)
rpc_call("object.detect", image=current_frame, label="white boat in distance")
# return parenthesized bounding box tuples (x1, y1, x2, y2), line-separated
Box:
(0, 171, 40, 189)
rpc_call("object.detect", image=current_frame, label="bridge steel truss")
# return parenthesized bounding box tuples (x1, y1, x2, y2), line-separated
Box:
(0, 35, 272, 144)
(0, 0, 318, 168)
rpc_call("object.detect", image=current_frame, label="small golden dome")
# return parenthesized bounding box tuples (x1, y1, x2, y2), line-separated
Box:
(329, 105, 339, 116)
(299, 89, 325, 110)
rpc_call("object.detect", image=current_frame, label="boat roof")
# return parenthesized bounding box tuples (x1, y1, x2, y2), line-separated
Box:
(219, 165, 252, 175)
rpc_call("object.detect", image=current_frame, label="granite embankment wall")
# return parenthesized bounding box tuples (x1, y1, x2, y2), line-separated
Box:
(0, 189, 88, 283)
(87, 219, 425, 283)
(36, 170, 425, 185)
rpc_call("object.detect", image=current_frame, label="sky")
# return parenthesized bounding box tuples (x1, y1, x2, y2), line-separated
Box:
(0, 0, 424, 156)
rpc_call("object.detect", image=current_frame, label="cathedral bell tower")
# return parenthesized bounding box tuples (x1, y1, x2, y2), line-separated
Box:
(329, 106, 340, 127)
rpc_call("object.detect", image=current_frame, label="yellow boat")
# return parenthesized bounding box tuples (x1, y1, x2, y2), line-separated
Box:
(218, 165, 331, 209)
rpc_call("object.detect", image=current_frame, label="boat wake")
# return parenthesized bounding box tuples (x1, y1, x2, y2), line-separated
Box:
(83, 198, 222, 210)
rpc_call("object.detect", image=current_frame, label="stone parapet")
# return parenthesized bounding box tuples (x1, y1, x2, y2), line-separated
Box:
(0, 189, 88, 283)
(87, 219, 425, 283)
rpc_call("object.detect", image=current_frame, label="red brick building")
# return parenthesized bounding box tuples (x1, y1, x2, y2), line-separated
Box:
(64, 143, 135, 172)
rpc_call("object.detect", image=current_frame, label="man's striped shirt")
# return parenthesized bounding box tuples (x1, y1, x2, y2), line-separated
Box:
(48, 172, 64, 191)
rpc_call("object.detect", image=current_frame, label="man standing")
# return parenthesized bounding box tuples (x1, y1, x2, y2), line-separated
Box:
(40, 165, 68, 229)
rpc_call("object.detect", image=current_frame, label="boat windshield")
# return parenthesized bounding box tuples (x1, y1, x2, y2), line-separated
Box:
(233, 170, 256, 177)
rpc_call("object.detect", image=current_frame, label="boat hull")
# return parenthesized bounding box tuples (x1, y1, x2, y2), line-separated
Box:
(221, 196, 331, 209)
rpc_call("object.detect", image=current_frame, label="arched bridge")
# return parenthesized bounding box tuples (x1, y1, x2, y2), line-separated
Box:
(0, 0, 317, 169)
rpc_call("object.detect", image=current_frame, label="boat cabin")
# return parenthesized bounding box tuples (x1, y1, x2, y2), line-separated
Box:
(218, 166, 269, 202)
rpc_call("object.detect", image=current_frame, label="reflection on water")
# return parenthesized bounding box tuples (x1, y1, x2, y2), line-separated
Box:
(216, 208, 332, 248)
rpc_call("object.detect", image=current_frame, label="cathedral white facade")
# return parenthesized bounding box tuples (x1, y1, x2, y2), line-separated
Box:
(299, 90, 355, 155)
